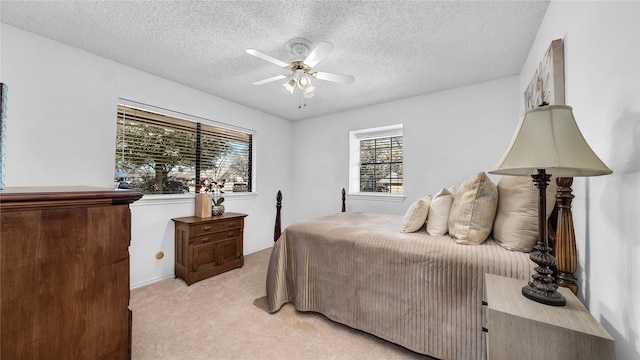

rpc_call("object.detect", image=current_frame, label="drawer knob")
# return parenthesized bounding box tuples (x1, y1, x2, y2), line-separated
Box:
(228, 232, 234, 237)
(201, 238, 211, 243)
(228, 223, 235, 227)
(202, 226, 212, 231)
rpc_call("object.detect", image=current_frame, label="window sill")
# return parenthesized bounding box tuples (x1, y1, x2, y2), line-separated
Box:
(131, 192, 258, 207)
(346, 193, 406, 202)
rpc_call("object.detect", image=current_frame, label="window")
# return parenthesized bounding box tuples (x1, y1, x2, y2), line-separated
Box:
(115, 103, 253, 195)
(349, 124, 403, 195)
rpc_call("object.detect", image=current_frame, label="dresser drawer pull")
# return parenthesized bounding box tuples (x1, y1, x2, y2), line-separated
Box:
(201, 238, 211, 243)
(228, 232, 235, 237)
(202, 226, 212, 231)
(228, 223, 235, 227)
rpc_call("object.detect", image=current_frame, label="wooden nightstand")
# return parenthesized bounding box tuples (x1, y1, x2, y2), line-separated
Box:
(172, 213, 247, 285)
(484, 274, 614, 360)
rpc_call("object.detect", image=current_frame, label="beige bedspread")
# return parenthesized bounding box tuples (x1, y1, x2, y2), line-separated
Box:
(255, 212, 533, 359)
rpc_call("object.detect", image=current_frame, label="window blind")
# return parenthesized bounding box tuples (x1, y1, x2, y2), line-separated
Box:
(359, 136, 403, 194)
(115, 104, 252, 195)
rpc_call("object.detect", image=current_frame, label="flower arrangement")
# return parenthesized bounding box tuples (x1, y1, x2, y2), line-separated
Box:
(201, 179, 225, 207)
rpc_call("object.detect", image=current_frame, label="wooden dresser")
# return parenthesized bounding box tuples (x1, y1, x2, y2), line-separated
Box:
(485, 273, 615, 360)
(172, 213, 247, 285)
(0, 187, 142, 359)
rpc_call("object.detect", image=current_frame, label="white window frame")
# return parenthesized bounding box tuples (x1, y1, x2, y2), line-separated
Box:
(348, 124, 405, 202)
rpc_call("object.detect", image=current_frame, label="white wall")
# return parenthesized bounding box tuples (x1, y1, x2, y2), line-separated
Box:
(289, 77, 521, 223)
(1, 24, 294, 287)
(520, 1, 639, 358)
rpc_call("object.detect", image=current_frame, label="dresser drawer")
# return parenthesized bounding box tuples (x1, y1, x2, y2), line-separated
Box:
(191, 228, 241, 244)
(193, 219, 243, 236)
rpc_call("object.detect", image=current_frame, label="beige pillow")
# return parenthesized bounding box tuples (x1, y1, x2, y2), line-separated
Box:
(493, 176, 557, 252)
(448, 172, 498, 245)
(426, 188, 454, 235)
(401, 195, 432, 233)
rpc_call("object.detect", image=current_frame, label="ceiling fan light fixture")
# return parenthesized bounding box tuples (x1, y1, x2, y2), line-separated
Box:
(283, 78, 296, 94)
(297, 74, 312, 89)
(248, 39, 354, 104)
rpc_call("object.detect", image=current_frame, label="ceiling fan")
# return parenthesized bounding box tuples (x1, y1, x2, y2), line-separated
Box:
(246, 38, 354, 99)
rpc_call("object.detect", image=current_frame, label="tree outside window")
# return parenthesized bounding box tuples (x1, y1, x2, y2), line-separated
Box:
(115, 105, 253, 195)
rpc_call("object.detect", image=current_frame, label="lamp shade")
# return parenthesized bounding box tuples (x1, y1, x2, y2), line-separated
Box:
(489, 105, 612, 177)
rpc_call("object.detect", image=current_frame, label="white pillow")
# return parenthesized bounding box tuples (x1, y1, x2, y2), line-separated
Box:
(401, 195, 432, 233)
(492, 176, 557, 252)
(448, 172, 498, 245)
(426, 188, 454, 235)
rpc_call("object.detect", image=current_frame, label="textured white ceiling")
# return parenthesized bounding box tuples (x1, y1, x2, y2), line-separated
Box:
(1, 1, 549, 121)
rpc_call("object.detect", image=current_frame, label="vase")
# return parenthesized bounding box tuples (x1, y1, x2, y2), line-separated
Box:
(194, 193, 212, 218)
(212, 204, 225, 216)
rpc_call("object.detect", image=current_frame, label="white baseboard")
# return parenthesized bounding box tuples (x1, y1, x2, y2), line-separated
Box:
(130, 245, 273, 290)
(245, 243, 274, 255)
(130, 274, 175, 290)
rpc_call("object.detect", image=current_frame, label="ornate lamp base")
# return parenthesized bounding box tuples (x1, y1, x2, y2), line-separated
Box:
(522, 243, 567, 306)
(524, 169, 567, 307)
(522, 285, 566, 306)
(522, 282, 566, 306)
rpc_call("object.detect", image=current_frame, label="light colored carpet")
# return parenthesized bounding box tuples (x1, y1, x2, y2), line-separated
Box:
(131, 248, 435, 360)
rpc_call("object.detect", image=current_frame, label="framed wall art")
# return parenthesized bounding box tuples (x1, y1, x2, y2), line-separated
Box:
(524, 39, 565, 110)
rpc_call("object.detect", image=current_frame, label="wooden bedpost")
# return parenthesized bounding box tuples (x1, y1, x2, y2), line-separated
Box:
(274, 190, 282, 243)
(341, 188, 346, 213)
(552, 177, 578, 295)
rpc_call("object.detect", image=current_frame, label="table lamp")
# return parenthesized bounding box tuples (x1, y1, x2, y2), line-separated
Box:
(489, 104, 612, 306)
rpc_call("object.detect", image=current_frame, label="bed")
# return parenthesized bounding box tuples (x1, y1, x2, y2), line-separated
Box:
(254, 173, 579, 359)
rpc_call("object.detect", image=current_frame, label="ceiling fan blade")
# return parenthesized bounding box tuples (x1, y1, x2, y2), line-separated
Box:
(312, 71, 355, 84)
(304, 41, 334, 67)
(252, 74, 288, 85)
(246, 49, 289, 68)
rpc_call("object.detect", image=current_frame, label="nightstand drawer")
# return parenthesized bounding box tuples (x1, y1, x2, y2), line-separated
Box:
(191, 229, 241, 244)
(193, 219, 242, 236)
